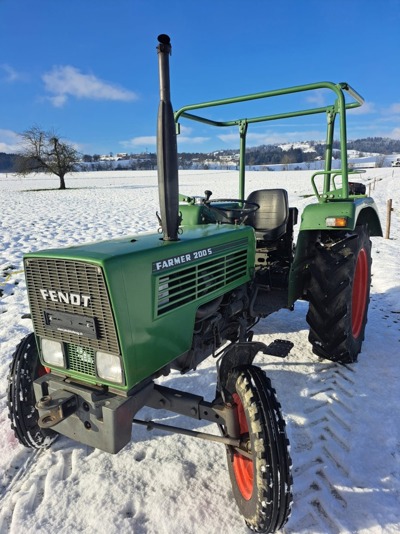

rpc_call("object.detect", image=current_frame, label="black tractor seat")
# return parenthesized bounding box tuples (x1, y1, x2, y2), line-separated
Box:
(245, 189, 289, 241)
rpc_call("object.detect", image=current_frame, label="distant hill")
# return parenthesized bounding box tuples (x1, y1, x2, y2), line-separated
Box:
(0, 153, 19, 173)
(219, 137, 400, 167)
(2, 137, 400, 173)
(337, 137, 400, 155)
(159, 137, 400, 168)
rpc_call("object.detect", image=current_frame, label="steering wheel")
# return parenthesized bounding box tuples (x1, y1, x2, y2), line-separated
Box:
(204, 198, 259, 224)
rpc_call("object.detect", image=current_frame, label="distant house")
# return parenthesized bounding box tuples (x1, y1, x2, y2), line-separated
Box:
(392, 158, 400, 167)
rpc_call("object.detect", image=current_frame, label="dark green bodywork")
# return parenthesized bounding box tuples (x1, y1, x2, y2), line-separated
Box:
(26, 224, 255, 391)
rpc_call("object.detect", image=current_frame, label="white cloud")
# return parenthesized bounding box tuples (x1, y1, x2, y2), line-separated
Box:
(175, 125, 209, 144)
(178, 136, 210, 144)
(122, 129, 210, 149)
(217, 133, 239, 144)
(0, 129, 21, 152)
(387, 103, 400, 114)
(348, 101, 376, 115)
(179, 125, 192, 135)
(50, 95, 68, 108)
(306, 91, 376, 116)
(306, 90, 326, 106)
(389, 127, 400, 139)
(122, 136, 157, 148)
(42, 66, 138, 107)
(0, 64, 25, 83)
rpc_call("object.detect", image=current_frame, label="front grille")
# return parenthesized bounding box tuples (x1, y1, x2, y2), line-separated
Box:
(67, 344, 96, 376)
(25, 258, 119, 355)
(157, 248, 248, 315)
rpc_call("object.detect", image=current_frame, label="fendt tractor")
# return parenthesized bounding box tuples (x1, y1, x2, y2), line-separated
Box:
(7, 35, 382, 532)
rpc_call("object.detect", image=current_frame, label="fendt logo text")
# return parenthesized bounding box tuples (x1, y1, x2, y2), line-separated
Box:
(39, 288, 91, 308)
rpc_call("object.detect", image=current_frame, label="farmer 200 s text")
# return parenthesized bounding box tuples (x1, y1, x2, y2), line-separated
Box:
(8, 35, 382, 532)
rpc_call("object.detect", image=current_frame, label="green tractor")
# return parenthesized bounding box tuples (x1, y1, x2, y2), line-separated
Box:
(7, 35, 382, 532)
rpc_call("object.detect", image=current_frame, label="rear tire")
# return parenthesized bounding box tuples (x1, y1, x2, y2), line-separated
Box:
(7, 333, 57, 448)
(306, 225, 372, 363)
(223, 365, 293, 533)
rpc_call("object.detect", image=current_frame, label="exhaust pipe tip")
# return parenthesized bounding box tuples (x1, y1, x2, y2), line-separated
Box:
(157, 34, 171, 45)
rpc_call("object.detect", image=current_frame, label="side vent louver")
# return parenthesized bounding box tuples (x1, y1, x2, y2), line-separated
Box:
(157, 248, 248, 315)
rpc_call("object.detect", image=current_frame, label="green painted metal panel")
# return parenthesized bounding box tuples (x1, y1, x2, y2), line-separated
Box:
(299, 197, 382, 233)
(25, 224, 255, 391)
(179, 201, 204, 225)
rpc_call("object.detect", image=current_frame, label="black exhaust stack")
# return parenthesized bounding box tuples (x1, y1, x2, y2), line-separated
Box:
(156, 34, 180, 241)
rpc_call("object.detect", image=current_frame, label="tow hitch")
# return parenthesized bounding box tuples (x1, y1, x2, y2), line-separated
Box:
(37, 392, 78, 428)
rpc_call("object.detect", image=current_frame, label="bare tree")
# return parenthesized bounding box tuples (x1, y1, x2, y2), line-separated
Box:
(375, 154, 386, 168)
(17, 126, 80, 189)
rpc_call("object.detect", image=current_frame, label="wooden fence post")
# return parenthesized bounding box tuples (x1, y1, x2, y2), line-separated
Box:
(385, 199, 393, 239)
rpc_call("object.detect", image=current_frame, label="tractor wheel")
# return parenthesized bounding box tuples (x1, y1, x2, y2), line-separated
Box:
(306, 224, 372, 363)
(224, 365, 293, 533)
(7, 333, 57, 448)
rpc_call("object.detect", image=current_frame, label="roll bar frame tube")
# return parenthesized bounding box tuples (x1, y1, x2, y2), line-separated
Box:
(174, 82, 364, 199)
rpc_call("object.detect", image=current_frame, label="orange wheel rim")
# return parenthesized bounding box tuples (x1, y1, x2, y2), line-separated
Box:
(232, 393, 254, 500)
(352, 248, 368, 338)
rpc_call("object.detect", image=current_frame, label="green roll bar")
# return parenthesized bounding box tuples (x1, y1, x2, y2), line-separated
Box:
(174, 82, 364, 200)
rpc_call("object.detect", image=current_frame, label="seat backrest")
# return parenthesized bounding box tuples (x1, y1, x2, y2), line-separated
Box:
(246, 189, 289, 241)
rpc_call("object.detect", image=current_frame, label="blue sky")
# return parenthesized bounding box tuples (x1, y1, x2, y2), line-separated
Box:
(1, 0, 399, 156)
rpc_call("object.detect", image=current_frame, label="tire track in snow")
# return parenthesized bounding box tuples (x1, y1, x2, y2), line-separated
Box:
(287, 362, 359, 533)
(0, 448, 45, 533)
(0, 448, 42, 500)
(0, 441, 91, 533)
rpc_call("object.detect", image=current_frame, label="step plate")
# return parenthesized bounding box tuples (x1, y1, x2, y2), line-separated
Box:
(264, 339, 294, 358)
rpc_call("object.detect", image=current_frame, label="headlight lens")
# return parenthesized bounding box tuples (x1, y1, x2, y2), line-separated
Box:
(41, 338, 65, 367)
(96, 351, 123, 384)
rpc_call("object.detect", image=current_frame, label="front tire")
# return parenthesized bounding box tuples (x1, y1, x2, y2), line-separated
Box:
(7, 333, 57, 448)
(224, 365, 293, 533)
(306, 225, 372, 363)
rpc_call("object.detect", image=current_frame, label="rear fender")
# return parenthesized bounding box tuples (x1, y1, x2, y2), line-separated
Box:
(288, 199, 382, 305)
(299, 198, 382, 235)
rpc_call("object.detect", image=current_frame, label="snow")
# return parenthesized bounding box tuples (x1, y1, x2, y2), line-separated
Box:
(278, 142, 320, 153)
(0, 168, 399, 533)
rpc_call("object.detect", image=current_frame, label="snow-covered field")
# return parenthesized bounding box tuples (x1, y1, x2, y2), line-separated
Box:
(0, 169, 399, 533)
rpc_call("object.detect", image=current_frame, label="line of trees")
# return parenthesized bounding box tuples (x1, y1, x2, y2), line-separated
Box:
(333, 137, 400, 154)
(2, 129, 400, 189)
(245, 143, 327, 166)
